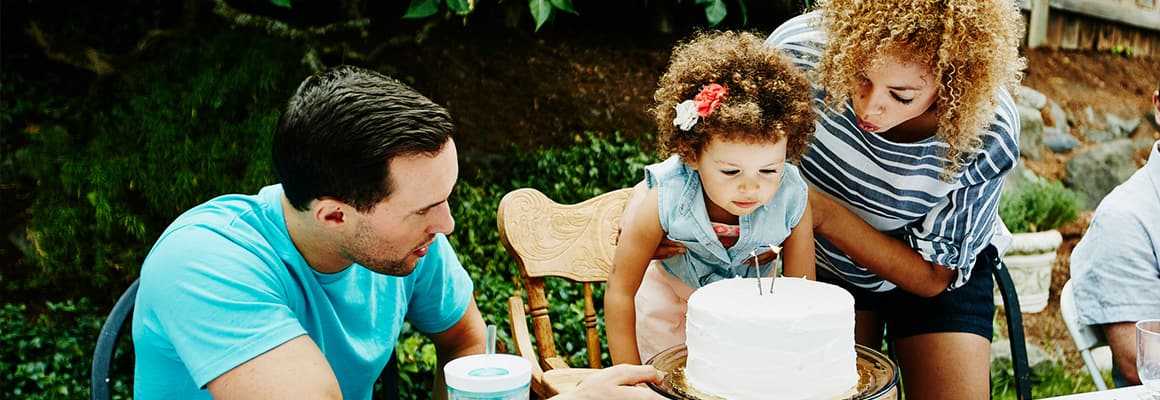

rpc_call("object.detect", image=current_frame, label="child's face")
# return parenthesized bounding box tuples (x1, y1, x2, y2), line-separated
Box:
(850, 53, 939, 134)
(689, 137, 788, 218)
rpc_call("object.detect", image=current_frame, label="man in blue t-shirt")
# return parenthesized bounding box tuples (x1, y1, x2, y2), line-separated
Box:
(132, 65, 487, 399)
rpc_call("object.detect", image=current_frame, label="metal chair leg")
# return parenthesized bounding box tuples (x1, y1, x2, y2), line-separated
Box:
(992, 256, 1033, 400)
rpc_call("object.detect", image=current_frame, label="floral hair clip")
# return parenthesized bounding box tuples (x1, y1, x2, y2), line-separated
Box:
(673, 83, 727, 131)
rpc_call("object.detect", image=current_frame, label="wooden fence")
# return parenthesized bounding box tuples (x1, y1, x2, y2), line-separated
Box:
(1020, 0, 1160, 55)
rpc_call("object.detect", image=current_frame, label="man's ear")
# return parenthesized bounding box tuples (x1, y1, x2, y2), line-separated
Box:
(313, 198, 348, 227)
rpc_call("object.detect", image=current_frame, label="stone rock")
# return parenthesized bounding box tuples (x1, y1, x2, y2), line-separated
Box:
(991, 339, 1057, 377)
(1064, 139, 1139, 209)
(1046, 99, 1071, 135)
(1017, 104, 1045, 161)
(1043, 131, 1080, 153)
(1105, 112, 1141, 138)
(1015, 86, 1048, 109)
(1081, 128, 1115, 143)
(1002, 163, 1038, 196)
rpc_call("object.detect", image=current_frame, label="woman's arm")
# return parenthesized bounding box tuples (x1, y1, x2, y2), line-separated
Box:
(809, 188, 954, 297)
(780, 201, 815, 280)
(605, 187, 665, 365)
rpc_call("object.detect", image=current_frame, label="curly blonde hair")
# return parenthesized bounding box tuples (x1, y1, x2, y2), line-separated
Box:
(653, 31, 815, 164)
(814, 0, 1026, 176)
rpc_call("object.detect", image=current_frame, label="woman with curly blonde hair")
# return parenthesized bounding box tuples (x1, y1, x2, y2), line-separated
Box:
(606, 30, 818, 366)
(763, 0, 1026, 398)
(625, 0, 1024, 397)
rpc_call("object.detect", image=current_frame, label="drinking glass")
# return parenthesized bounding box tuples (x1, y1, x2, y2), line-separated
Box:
(1138, 319, 1160, 399)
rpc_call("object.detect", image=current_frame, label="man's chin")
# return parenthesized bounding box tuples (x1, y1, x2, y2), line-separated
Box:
(364, 259, 419, 276)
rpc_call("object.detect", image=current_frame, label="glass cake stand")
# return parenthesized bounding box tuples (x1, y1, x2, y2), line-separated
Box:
(645, 344, 899, 400)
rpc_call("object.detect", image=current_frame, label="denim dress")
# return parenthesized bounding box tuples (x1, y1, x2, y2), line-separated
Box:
(633, 155, 808, 361)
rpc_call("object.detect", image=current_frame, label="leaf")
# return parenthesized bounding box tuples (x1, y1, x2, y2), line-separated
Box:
(269, 0, 292, 8)
(703, 0, 727, 27)
(736, 0, 749, 26)
(403, 0, 440, 19)
(550, 0, 578, 15)
(445, 0, 473, 15)
(530, 0, 552, 31)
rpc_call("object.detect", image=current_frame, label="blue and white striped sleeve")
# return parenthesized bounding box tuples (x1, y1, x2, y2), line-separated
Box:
(910, 89, 1021, 290)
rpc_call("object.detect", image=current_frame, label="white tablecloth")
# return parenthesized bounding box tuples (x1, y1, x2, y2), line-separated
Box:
(1040, 385, 1150, 400)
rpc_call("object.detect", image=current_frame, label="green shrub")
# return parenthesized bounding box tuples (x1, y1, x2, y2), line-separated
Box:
(999, 178, 1083, 233)
(0, 299, 131, 399)
(13, 30, 307, 293)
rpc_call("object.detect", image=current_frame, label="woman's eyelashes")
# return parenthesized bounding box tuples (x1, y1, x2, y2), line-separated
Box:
(891, 92, 914, 105)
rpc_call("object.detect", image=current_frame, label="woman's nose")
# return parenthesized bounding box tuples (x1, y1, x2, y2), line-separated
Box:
(862, 91, 886, 116)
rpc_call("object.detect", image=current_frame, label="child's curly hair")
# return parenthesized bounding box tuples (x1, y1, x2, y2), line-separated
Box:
(814, 0, 1026, 177)
(653, 30, 815, 164)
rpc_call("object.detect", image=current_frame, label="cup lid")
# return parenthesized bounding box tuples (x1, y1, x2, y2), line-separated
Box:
(444, 354, 532, 393)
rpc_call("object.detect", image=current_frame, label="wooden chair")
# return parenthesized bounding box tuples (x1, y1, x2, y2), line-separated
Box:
(498, 187, 633, 398)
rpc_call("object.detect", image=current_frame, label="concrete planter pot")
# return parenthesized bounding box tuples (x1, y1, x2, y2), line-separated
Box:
(994, 229, 1062, 313)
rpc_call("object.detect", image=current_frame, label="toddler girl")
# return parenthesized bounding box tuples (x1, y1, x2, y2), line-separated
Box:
(605, 30, 818, 365)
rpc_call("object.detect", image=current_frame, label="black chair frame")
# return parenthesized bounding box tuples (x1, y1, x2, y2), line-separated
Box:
(91, 278, 139, 400)
(986, 246, 1033, 400)
(90, 278, 399, 400)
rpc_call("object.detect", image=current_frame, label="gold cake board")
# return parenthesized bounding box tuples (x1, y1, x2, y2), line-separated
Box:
(645, 344, 899, 400)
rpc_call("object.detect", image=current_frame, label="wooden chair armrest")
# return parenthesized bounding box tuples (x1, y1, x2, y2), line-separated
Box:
(510, 292, 567, 400)
(543, 368, 601, 396)
(544, 358, 571, 370)
(508, 294, 544, 374)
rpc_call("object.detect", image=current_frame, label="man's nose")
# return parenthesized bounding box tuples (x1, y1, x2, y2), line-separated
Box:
(427, 204, 455, 235)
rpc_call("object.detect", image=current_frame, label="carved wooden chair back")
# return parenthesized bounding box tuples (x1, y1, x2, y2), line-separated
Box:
(498, 187, 632, 396)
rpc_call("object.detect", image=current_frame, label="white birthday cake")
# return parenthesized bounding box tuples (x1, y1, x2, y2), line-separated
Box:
(684, 277, 858, 400)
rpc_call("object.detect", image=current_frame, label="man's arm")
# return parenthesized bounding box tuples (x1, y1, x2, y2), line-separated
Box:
(207, 335, 342, 399)
(1103, 321, 1141, 385)
(427, 297, 489, 400)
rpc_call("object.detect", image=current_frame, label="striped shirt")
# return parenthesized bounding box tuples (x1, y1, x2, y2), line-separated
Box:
(766, 12, 1020, 292)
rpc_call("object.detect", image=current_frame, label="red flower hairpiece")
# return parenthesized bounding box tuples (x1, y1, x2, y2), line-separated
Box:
(693, 83, 727, 117)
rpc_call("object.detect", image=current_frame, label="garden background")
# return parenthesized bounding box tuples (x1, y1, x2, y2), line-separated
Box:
(2, 0, 1157, 398)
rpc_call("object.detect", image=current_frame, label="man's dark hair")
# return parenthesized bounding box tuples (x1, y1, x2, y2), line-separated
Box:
(272, 65, 454, 212)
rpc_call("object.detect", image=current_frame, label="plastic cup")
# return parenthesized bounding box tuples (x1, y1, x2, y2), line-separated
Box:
(444, 353, 532, 400)
(1138, 319, 1160, 398)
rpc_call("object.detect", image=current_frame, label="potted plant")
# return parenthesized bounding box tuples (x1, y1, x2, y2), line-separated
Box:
(996, 177, 1084, 313)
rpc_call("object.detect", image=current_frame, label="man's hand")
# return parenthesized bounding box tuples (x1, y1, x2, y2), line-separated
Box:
(552, 364, 666, 400)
